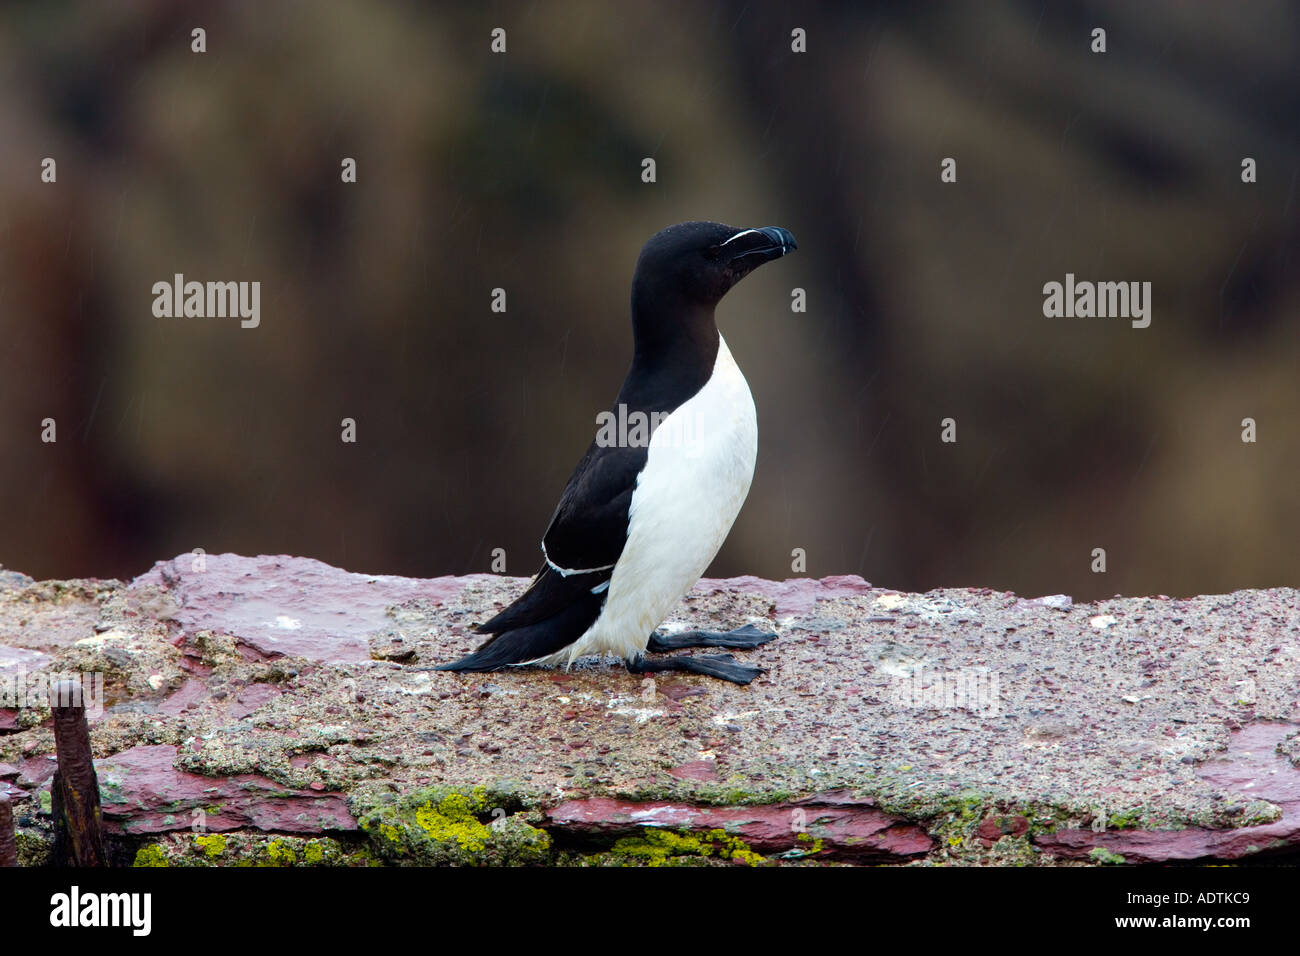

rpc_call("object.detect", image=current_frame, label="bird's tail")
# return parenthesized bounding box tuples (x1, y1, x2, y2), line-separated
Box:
(435, 632, 541, 672)
(437, 584, 605, 672)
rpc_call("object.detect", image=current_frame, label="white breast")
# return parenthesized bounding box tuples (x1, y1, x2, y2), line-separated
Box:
(558, 334, 758, 664)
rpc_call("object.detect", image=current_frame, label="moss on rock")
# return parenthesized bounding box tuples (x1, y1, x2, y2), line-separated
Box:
(352, 784, 551, 866)
(16, 831, 54, 867)
(132, 832, 372, 867)
(608, 827, 767, 867)
(1088, 847, 1127, 865)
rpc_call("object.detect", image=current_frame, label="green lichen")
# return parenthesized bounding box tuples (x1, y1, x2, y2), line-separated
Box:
(266, 839, 297, 865)
(133, 844, 170, 867)
(782, 830, 825, 859)
(610, 777, 799, 808)
(610, 827, 766, 867)
(1088, 847, 1127, 865)
(353, 785, 551, 866)
(15, 832, 52, 867)
(1235, 801, 1283, 827)
(194, 833, 226, 858)
(17, 708, 50, 730)
(414, 793, 490, 852)
(1103, 808, 1142, 829)
(98, 780, 127, 805)
(916, 795, 1051, 866)
(132, 832, 372, 867)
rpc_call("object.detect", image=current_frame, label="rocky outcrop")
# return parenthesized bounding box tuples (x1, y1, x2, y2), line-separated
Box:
(2, 553, 1298, 866)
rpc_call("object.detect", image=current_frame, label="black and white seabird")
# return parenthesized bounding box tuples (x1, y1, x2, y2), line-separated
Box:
(439, 221, 797, 684)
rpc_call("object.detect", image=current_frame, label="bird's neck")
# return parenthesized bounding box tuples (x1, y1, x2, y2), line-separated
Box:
(624, 285, 719, 411)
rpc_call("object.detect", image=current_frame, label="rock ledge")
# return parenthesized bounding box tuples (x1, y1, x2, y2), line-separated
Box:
(1, 553, 1298, 866)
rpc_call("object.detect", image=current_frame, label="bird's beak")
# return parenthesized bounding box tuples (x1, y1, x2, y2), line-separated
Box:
(725, 226, 798, 270)
(755, 226, 797, 256)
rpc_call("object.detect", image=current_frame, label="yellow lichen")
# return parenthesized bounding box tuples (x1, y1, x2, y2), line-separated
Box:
(413, 794, 490, 852)
(794, 831, 826, 855)
(267, 840, 298, 865)
(611, 827, 766, 867)
(133, 844, 170, 867)
(194, 833, 226, 858)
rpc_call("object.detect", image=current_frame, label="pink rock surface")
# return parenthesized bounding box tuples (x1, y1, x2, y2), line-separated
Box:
(976, 814, 1030, 845)
(697, 575, 874, 616)
(222, 682, 281, 719)
(666, 760, 721, 782)
(1035, 721, 1300, 863)
(8, 554, 1300, 865)
(0, 645, 52, 672)
(157, 679, 210, 716)
(547, 793, 932, 861)
(0, 759, 24, 804)
(131, 553, 479, 663)
(15, 755, 57, 790)
(96, 744, 354, 835)
(157, 676, 280, 719)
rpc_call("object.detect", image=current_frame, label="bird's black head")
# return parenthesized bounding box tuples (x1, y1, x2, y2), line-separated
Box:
(622, 220, 797, 404)
(632, 220, 798, 311)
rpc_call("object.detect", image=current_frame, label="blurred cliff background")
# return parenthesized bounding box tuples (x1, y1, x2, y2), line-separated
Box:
(1, 0, 1297, 600)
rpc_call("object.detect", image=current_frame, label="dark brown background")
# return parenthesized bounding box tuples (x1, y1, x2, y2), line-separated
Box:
(2, 0, 1297, 600)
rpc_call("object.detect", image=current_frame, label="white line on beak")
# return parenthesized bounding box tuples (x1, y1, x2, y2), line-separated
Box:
(718, 228, 761, 248)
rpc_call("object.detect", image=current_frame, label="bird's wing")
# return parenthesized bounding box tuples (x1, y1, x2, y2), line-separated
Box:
(438, 442, 643, 671)
(472, 440, 643, 636)
(441, 561, 609, 669)
(474, 561, 609, 635)
(539, 439, 645, 575)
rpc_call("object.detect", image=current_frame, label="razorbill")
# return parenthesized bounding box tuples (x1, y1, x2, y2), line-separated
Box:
(439, 221, 797, 684)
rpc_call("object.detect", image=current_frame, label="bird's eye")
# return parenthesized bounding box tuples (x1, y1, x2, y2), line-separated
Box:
(704, 244, 721, 260)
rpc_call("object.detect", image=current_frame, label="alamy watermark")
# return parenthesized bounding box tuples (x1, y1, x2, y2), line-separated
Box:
(888, 667, 1000, 716)
(151, 274, 260, 328)
(1042, 273, 1151, 328)
(0, 669, 105, 718)
(595, 403, 702, 453)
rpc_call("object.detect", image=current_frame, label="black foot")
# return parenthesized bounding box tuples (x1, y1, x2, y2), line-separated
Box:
(646, 624, 778, 653)
(628, 653, 766, 685)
